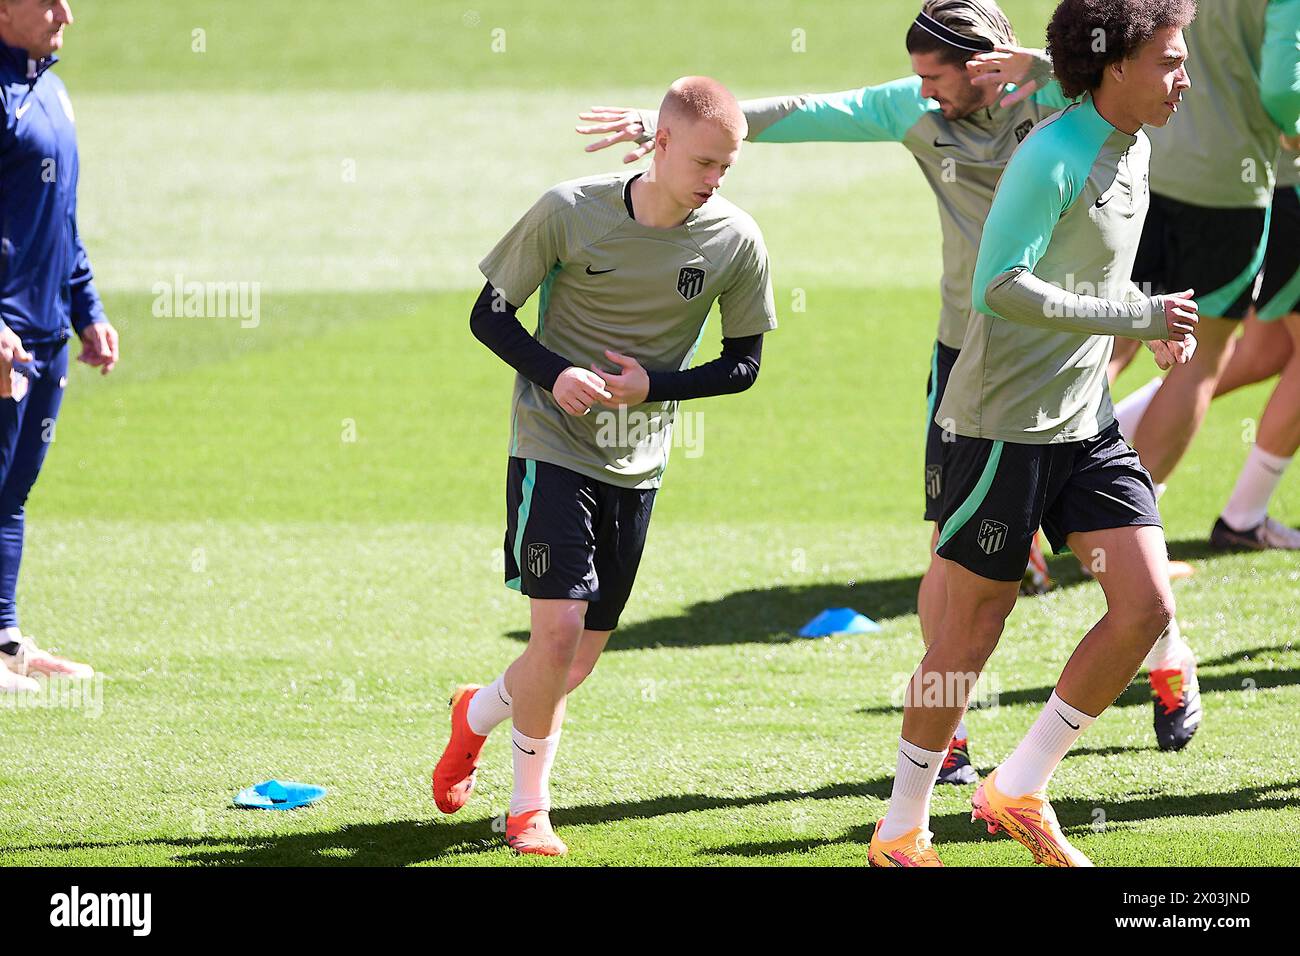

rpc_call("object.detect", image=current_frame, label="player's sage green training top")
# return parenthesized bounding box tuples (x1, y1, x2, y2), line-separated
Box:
(1279, 141, 1300, 186)
(940, 95, 1171, 445)
(1148, 0, 1300, 209)
(480, 171, 777, 490)
(639, 61, 1073, 349)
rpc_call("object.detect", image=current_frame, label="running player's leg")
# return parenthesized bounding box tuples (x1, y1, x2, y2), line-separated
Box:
(1130, 195, 1268, 484)
(1052, 526, 1174, 715)
(975, 524, 1171, 866)
(873, 558, 1018, 864)
(433, 457, 598, 825)
(496, 597, 584, 855)
(918, 341, 979, 784)
(872, 433, 1034, 864)
(918, 525, 945, 649)
(1131, 314, 1238, 484)
(918, 341, 952, 651)
(1214, 311, 1300, 548)
(1213, 312, 1290, 398)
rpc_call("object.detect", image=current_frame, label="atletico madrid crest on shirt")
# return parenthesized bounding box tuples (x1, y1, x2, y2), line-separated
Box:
(676, 267, 705, 300)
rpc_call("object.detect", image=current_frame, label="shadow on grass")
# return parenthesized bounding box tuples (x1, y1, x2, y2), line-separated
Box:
(12, 779, 891, 867)
(19, 772, 1295, 866)
(704, 778, 1300, 859)
(499, 533, 1254, 651)
(505, 556, 1097, 650)
(856, 664, 1300, 716)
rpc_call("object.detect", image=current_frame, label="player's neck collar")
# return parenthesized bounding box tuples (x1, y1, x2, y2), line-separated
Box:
(0, 36, 56, 80)
(625, 171, 697, 229)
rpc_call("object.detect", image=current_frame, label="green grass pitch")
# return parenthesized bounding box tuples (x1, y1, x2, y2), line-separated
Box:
(0, 1, 1295, 866)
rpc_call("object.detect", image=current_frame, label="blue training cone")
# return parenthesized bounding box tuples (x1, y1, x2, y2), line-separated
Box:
(233, 779, 327, 810)
(798, 607, 881, 638)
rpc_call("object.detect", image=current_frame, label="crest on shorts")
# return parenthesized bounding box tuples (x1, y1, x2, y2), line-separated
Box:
(977, 519, 1008, 555)
(926, 465, 942, 501)
(676, 266, 706, 301)
(526, 542, 550, 578)
(1014, 119, 1034, 143)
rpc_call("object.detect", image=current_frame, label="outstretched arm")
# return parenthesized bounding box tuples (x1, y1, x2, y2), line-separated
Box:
(576, 76, 930, 162)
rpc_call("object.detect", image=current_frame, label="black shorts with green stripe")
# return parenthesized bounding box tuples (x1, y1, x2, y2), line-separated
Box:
(1132, 192, 1269, 320)
(935, 422, 1162, 582)
(503, 456, 657, 631)
(1256, 185, 1300, 322)
(924, 340, 961, 522)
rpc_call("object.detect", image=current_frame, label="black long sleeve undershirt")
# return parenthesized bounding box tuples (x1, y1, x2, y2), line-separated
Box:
(469, 281, 572, 391)
(469, 280, 764, 401)
(644, 333, 763, 402)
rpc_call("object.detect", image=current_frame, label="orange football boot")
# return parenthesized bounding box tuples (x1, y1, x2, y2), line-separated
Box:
(868, 819, 943, 867)
(431, 684, 488, 814)
(506, 809, 568, 857)
(971, 769, 1092, 866)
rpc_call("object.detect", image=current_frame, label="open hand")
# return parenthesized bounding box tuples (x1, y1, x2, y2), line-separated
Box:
(575, 107, 655, 164)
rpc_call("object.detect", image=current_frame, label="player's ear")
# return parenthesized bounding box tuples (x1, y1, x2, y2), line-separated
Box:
(655, 127, 669, 154)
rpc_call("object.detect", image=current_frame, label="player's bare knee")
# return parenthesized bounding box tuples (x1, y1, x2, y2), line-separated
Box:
(566, 658, 597, 691)
(530, 614, 585, 666)
(1125, 593, 1174, 645)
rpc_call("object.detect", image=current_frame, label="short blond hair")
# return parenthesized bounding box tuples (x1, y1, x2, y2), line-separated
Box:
(658, 76, 747, 139)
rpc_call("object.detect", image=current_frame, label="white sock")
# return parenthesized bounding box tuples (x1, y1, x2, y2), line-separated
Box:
(466, 673, 512, 736)
(1115, 376, 1163, 441)
(1143, 617, 1188, 672)
(1, 626, 21, 645)
(996, 692, 1097, 798)
(878, 737, 947, 841)
(1221, 445, 1292, 532)
(954, 717, 968, 741)
(509, 727, 561, 816)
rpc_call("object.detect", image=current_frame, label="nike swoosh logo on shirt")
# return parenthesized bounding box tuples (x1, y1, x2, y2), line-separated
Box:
(15, 101, 32, 119)
(1094, 194, 1113, 208)
(585, 265, 615, 275)
(933, 137, 960, 148)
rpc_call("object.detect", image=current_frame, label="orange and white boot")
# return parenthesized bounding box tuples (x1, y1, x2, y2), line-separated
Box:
(971, 769, 1092, 866)
(506, 809, 568, 857)
(431, 684, 488, 814)
(868, 819, 943, 867)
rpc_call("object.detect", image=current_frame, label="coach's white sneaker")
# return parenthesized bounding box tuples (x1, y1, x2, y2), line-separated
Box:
(0, 637, 94, 679)
(0, 660, 39, 693)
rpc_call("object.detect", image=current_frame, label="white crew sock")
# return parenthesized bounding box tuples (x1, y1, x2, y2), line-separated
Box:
(1143, 617, 1189, 672)
(1115, 377, 1163, 441)
(996, 692, 1097, 798)
(1221, 445, 1292, 532)
(954, 717, 968, 741)
(0, 626, 22, 645)
(877, 737, 947, 841)
(509, 727, 562, 816)
(466, 673, 512, 736)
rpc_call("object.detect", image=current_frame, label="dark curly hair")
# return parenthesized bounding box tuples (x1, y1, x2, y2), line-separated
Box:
(1047, 0, 1196, 98)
